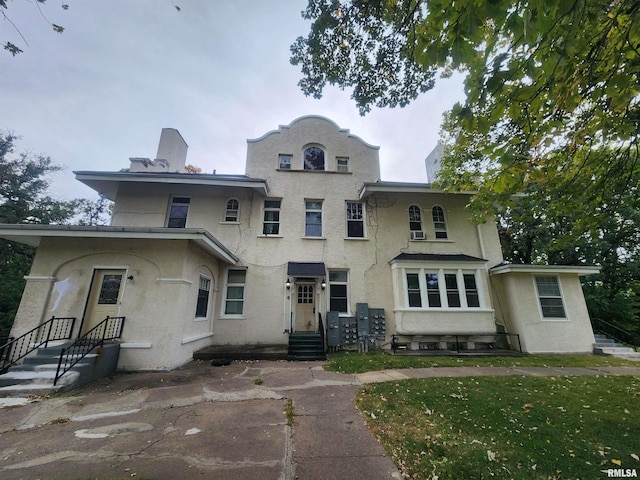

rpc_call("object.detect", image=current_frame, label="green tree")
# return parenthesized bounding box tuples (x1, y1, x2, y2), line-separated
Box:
(0, 132, 79, 337)
(291, 0, 640, 228)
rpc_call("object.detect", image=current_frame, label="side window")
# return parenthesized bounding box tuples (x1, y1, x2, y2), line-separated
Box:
(224, 198, 239, 222)
(305, 200, 323, 237)
(224, 269, 246, 315)
(535, 276, 566, 318)
(336, 157, 349, 172)
(346, 202, 365, 238)
(279, 154, 292, 170)
(167, 196, 190, 228)
(303, 146, 325, 170)
(409, 205, 424, 239)
(263, 200, 281, 235)
(195, 275, 211, 318)
(406, 273, 422, 307)
(432, 206, 448, 239)
(328, 270, 349, 313)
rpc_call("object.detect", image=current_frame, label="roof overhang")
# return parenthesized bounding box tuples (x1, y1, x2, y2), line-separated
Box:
(74, 171, 269, 201)
(0, 225, 238, 265)
(287, 262, 326, 276)
(360, 182, 476, 200)
(390, 253, 488, 264)
(489, 264, 600, 276)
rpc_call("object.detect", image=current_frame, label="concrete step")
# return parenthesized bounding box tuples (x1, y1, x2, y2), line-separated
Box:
(594, 346, 640, 358)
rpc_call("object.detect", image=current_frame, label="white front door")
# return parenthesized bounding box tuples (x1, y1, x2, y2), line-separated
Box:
(295, 283, 315, 332)
(83, 269, 126, 334)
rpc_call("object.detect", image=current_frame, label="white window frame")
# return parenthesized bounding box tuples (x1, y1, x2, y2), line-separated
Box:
(534, 275, 567, 320)
(262, 199, 281, 235)
(304, 200, 323, 237)
(328, 270, 350, 314)
(223, 269, 247, 317)
(346, 201, 365, 238)
(402, 267, 484, 310)
(223, 198, 240, 223)
(279, 154, 292, 170)
(195, 274, 212, 320)
(167, 196, 190, 228)
(409, 204, 425, 239)
(432, 206, 448, 239)
(303, 145, 326, 171)
(336, 156, 349, 172)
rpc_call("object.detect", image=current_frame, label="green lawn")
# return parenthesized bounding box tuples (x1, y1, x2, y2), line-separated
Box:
(356, 375, 640, 480)
(325, 350, 639, 374)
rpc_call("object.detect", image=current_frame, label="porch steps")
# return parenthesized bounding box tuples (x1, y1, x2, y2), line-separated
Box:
(593, 334, 640, 359)
(288, 333, 326, 361)
(0, 343, 121, 397)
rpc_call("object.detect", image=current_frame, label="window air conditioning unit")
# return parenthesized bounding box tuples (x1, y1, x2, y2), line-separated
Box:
(410, 231, 425, 240)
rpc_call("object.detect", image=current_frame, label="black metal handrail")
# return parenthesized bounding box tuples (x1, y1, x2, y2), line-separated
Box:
(318, 312, 325, 352)
(54, 316, 125, 386)
(592, 318, 639, 347)
(0, 316, 76, 374)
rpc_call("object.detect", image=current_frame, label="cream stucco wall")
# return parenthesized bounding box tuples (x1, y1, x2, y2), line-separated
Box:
(490, 272, 595, 353)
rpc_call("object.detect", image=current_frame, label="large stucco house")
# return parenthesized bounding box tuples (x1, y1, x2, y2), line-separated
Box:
(0, 116, 599, 370)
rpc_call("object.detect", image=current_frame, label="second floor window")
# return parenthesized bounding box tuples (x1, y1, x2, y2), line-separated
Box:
(336, 157, 349, 172)
(346, 202, 364, 238)
(305, 200, 323, 237)
(279, 154, 292, 169)
(263, 199, 281, 235)
(409, 205, 424, 239)
(432, 206, 448, 239)
(224, 198, 239, 222)
(167, 196, 190, 228)
(304, 146, 325, 170)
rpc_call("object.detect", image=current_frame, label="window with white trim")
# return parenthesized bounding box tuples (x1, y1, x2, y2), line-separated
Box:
(303, 146, 325, 170)
(224, 269, 246, 315)
(409, 205, 424, 239)
(279, 154, 292, 169)
(535, 276, 566, 318)
(336, 157, 349, 172)
(328, 270, 349, 313)
(432, 206, 448, 239)
(263, 199, 281, 235)
(167, 196, 190, 228)
(305, 200, 323, 237)
(404, 268, 483, 309)
(224, 198, 239, 222)
(195, 275, 211, 318)
(346, 202, 365, 238)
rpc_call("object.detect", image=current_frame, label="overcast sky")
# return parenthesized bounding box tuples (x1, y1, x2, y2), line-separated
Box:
(1, 0, 465, 201)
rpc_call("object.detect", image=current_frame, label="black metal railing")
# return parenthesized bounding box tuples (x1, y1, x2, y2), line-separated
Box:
(592, 318, 639, 347)
(317, 312, 325, 352)
(54, 316, 125, 386)
(0, 316, 76, 374)
(391, 333, 522, 354)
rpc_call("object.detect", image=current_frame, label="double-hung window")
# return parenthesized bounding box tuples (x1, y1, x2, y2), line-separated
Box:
(346, 202, 364, 238)
(305, 200, 323, 237)
(432, 206, 448, 239)
(279, 154, 292, 169)
(328, 270, 349, 313)
(404, 269, 482, 309)
(224, 198, 239, 222)
(195, 275, 211, 318)
(336, 157, 349, 172)
(167, 196, 190, 228)
(535, 276, 566, 318)
(263, 200, 281, 235)
(224, 269, 246, 315)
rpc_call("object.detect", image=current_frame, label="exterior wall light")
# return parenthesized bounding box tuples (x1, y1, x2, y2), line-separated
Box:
(285, 278, 291, 290)
(321, 278, 327, 290)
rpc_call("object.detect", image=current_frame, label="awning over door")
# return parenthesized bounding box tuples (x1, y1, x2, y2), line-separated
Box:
(287, 262, 326, 276)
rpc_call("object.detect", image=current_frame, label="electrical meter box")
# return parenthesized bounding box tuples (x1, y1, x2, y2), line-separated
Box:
(340, 317, 358, 346)
(326, 311, 340, 347)
(369, 308, 386, 337)
(356, 303, 369, 336)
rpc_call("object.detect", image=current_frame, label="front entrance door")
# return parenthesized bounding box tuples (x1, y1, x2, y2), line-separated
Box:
(295, 283, 315, 332)
(83, 269, 126, 334)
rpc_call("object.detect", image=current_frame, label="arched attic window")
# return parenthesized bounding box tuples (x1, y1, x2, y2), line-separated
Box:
(303, 146, 325, 171)
(432, 206, 448, 239)
(224, 198, 239, 222)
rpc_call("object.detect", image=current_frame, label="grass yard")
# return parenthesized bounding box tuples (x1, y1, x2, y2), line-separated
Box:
(325, 350, 639, 374)
(356, 375, 640, 480)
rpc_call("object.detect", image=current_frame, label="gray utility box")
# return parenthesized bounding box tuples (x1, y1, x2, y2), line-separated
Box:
(326, 305, 386, 348)
(341, 317, 358, 346)
(356, 303, 369, 335)
(368, 308, 386, 337)
(326, 311, 340, 347)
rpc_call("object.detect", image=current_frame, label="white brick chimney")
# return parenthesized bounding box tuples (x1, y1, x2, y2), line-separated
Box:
(129, 128, 188, 173)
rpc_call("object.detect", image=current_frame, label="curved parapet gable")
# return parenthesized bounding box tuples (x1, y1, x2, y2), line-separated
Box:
(246, 116, 381, 183)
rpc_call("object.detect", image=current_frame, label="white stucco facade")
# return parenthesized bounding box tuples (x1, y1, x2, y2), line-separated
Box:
(1, 116, 600, 369)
